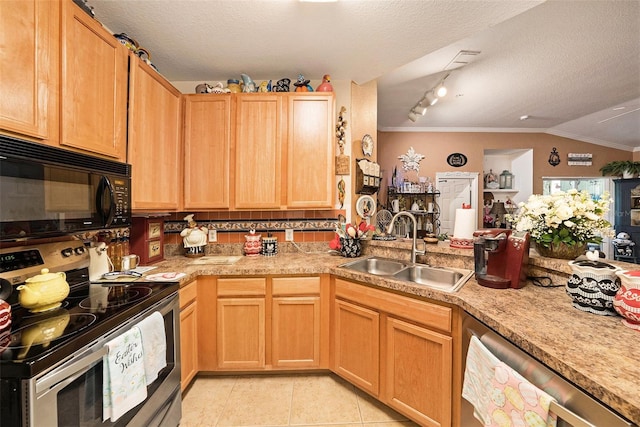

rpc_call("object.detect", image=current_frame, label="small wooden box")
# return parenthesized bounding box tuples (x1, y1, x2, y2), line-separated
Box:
(130, 217, 165, 264)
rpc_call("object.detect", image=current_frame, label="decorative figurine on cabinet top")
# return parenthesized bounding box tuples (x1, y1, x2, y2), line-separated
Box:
(273, 78, 291, 92)
(180, 214, 208, 258)
(316, 74, 333, 92)
(294, 74, 313, 92)
(227, 79, 242, 93)
(258, 80, 272, 92)
(240, 73, 257, 92)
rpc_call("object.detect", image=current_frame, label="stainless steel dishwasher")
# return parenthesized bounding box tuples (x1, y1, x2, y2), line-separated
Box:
(461, 312, 634, 427)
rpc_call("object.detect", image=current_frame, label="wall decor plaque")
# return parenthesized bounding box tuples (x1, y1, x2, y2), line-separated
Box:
(447, 153, 467, 167)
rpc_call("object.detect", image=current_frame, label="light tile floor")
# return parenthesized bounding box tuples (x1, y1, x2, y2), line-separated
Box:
(180, 373, 420, 427)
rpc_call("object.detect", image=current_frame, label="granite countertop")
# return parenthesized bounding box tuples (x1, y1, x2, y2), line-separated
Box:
(145, 244, 639, 424)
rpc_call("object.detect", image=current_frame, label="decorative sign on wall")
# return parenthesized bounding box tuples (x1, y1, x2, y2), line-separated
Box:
(398, 146, 425, 174)
(335, 106, 350, 175)
(446, 153, 468, 167)
(567, 153, 593, 166)
(548, 147, 561, 167)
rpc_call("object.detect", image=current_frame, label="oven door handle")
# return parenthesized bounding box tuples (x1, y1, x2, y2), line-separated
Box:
(36, 346, 108, 394)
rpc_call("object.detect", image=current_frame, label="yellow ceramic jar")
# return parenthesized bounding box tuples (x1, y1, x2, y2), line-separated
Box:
(17, 268, 70, 313)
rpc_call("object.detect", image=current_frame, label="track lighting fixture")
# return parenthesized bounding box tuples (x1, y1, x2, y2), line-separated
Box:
(407, 73, 450, 122)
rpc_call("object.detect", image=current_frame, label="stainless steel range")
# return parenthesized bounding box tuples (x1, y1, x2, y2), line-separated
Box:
(0, 240, 181, 427)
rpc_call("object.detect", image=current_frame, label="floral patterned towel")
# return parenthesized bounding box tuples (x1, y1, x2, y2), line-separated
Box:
(486, 361, 557, 427)
(137, 311, 167, 384)
(103, 326, 147, 422)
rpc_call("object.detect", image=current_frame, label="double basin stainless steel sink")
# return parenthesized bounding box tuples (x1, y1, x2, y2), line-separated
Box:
(338, 257, 474, 292)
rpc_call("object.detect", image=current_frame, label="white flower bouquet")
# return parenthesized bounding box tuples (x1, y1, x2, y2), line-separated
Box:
(505, 189, 614, 249)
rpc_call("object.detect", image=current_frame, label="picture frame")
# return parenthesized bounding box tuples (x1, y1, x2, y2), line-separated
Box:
(403, 181, 412, 193)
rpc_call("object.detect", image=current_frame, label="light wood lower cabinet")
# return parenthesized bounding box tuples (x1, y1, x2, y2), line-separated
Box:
(384, 317, 452, 427)
(332, 277, 455, 427)
(217, 297, 266, 369)
(196, 275, 328, 371)
(216, 277, 267, 369)
(272, 277, 323, 368)
(333, 298, 380, 396)
(179, 280, 198, 391)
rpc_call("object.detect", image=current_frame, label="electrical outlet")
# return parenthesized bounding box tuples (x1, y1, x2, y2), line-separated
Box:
(285, 229, 294, 241)
(208, 229, 217, 242)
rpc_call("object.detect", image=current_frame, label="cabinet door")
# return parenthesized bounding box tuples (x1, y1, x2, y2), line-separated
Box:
(217, 297, 266, 369)
(272, 296, 321, 368)
(183, 95, 231, 209)
(60, 0, 127, 160)
(286, 94, 334, 208)
(196, 277, 217, 371)
(180, 300, 198, 391)
(383, 317, 452, 427)
(233, 94, 283, 209)
(128, 58, 182, 210)
(333, 299, 379, 396)
(0, 0, 57, 142)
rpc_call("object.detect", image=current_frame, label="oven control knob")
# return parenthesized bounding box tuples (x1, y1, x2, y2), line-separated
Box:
(74, 247, 86, 255)
(61, 248, 73, 257)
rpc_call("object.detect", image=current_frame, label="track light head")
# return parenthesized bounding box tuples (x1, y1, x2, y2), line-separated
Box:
(425, 92, 438, 106)
(415, 105, 428, 116)
(408, 111, 418, 122)
(436, 84, 447, 97)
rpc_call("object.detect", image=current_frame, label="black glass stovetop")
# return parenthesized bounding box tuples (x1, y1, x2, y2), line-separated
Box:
(0, 267, 178, 378)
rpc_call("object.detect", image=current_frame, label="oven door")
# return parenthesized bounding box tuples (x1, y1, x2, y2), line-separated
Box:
(27, 295, 181, 427)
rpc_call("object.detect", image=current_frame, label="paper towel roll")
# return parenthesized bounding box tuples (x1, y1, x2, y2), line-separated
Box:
(453, 208, 477, 239)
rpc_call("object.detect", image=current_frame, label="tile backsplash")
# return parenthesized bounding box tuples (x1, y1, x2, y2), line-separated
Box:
(159, 210, 345, 255)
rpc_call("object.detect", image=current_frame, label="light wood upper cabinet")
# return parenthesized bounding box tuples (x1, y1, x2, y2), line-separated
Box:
(60, 0, 128, 160)
(128, 57, 182, 210)
(286, 94, 334, 209)
(183, 95, 231, 209)
(0, 0, 58, 143)
(182, 92, 334, 210)
(233, 94, 283, 209)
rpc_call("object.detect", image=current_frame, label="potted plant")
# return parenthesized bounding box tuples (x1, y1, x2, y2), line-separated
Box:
(600, 160, 640, 178)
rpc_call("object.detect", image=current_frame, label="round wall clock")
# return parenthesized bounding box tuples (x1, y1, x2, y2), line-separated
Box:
(362, 134, 374, 156)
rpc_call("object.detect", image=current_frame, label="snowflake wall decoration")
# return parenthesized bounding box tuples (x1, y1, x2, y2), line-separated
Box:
(398, 146, 425, 174)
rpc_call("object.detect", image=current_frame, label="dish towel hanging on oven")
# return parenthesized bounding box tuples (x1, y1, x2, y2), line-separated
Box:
(136, 311, 167, 384)
(103, 326, 147, 422)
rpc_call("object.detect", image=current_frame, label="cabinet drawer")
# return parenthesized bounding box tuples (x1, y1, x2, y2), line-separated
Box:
(217, 277, 266, 296)
(179, 280, 197, 309)
(272, 277, 320, 296)
(334, 278, 452, 333)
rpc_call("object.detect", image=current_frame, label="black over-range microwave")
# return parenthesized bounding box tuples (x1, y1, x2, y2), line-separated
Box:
(0, 136, 131, 241)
